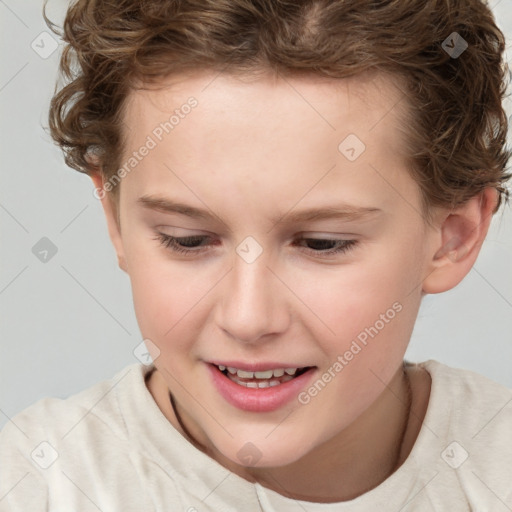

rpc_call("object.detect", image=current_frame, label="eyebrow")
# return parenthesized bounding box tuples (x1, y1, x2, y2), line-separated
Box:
(137, 194, 382, 225)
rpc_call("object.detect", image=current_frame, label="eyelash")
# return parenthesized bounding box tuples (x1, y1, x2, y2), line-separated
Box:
(153, 233, 358, 258)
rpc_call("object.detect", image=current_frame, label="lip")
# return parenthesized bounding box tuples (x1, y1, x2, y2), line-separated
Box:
(206, 362, 317, 412)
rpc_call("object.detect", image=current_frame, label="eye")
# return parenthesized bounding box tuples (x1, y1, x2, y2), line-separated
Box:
(153, 232, 358, 258)
(292, 237, 358, 257)
(153, 233, 212, 255)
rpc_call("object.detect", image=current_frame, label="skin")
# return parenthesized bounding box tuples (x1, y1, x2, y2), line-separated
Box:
(90, 70, 497, 501)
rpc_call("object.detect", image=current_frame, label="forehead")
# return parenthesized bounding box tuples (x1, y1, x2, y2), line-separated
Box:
(118, 70, 417, 220)
(122, 69, 409, 155)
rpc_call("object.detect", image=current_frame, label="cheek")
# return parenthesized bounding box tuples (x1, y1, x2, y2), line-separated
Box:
(288, 248, 422, 383)
(294, 256, 415, 336)
(126, 242, 209, 347)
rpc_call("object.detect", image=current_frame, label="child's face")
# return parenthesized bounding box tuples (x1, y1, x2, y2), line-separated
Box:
(103, 71, 442, 466)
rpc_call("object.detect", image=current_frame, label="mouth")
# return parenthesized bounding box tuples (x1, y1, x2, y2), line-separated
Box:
(211, 363, 314, 388)
(206, 362, 318, 412)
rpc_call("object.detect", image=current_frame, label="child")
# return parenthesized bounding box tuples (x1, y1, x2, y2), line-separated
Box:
(1, 0, 511, 509)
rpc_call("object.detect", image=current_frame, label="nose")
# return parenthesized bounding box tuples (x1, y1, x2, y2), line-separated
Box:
(215, 249, 290, 344)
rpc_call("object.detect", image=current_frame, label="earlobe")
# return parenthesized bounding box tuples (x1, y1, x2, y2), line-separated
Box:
(422, 187, 498, 294)
(90, 172, 128, 274)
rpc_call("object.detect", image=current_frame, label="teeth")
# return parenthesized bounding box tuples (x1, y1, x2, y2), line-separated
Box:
(254, 370, 274, 379)
(218, 366, 302, 379)
(214, 364, 306, 380)
(228, 375, 294, 387)
(237, 369, 255, 378)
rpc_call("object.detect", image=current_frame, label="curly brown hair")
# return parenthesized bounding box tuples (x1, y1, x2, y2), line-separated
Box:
(43, 0, 512, 226)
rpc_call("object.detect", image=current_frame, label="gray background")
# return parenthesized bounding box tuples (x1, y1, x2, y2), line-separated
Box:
(1, 0, 511, 431)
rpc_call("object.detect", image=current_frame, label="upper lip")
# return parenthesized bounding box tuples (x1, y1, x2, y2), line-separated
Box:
(207, 361, 314, 371)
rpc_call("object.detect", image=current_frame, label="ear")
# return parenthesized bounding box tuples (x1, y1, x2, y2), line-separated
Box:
(422, 187, 498, 294)
(90, 172, 128, 273)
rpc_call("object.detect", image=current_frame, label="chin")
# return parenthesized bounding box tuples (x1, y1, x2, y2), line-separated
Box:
(219, 439, 308, 470)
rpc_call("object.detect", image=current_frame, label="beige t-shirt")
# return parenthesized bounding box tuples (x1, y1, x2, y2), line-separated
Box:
(1, 360, 511, 511)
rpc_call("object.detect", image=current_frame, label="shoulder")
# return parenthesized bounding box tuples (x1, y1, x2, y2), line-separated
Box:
(421, 359, 512, 433)
(1, 363, 146, 443)
(418, 360, 512, 501)
(0, 363, 149, 509)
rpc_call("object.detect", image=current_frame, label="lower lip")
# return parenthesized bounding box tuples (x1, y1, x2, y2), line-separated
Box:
(206, 363, 317, 412)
